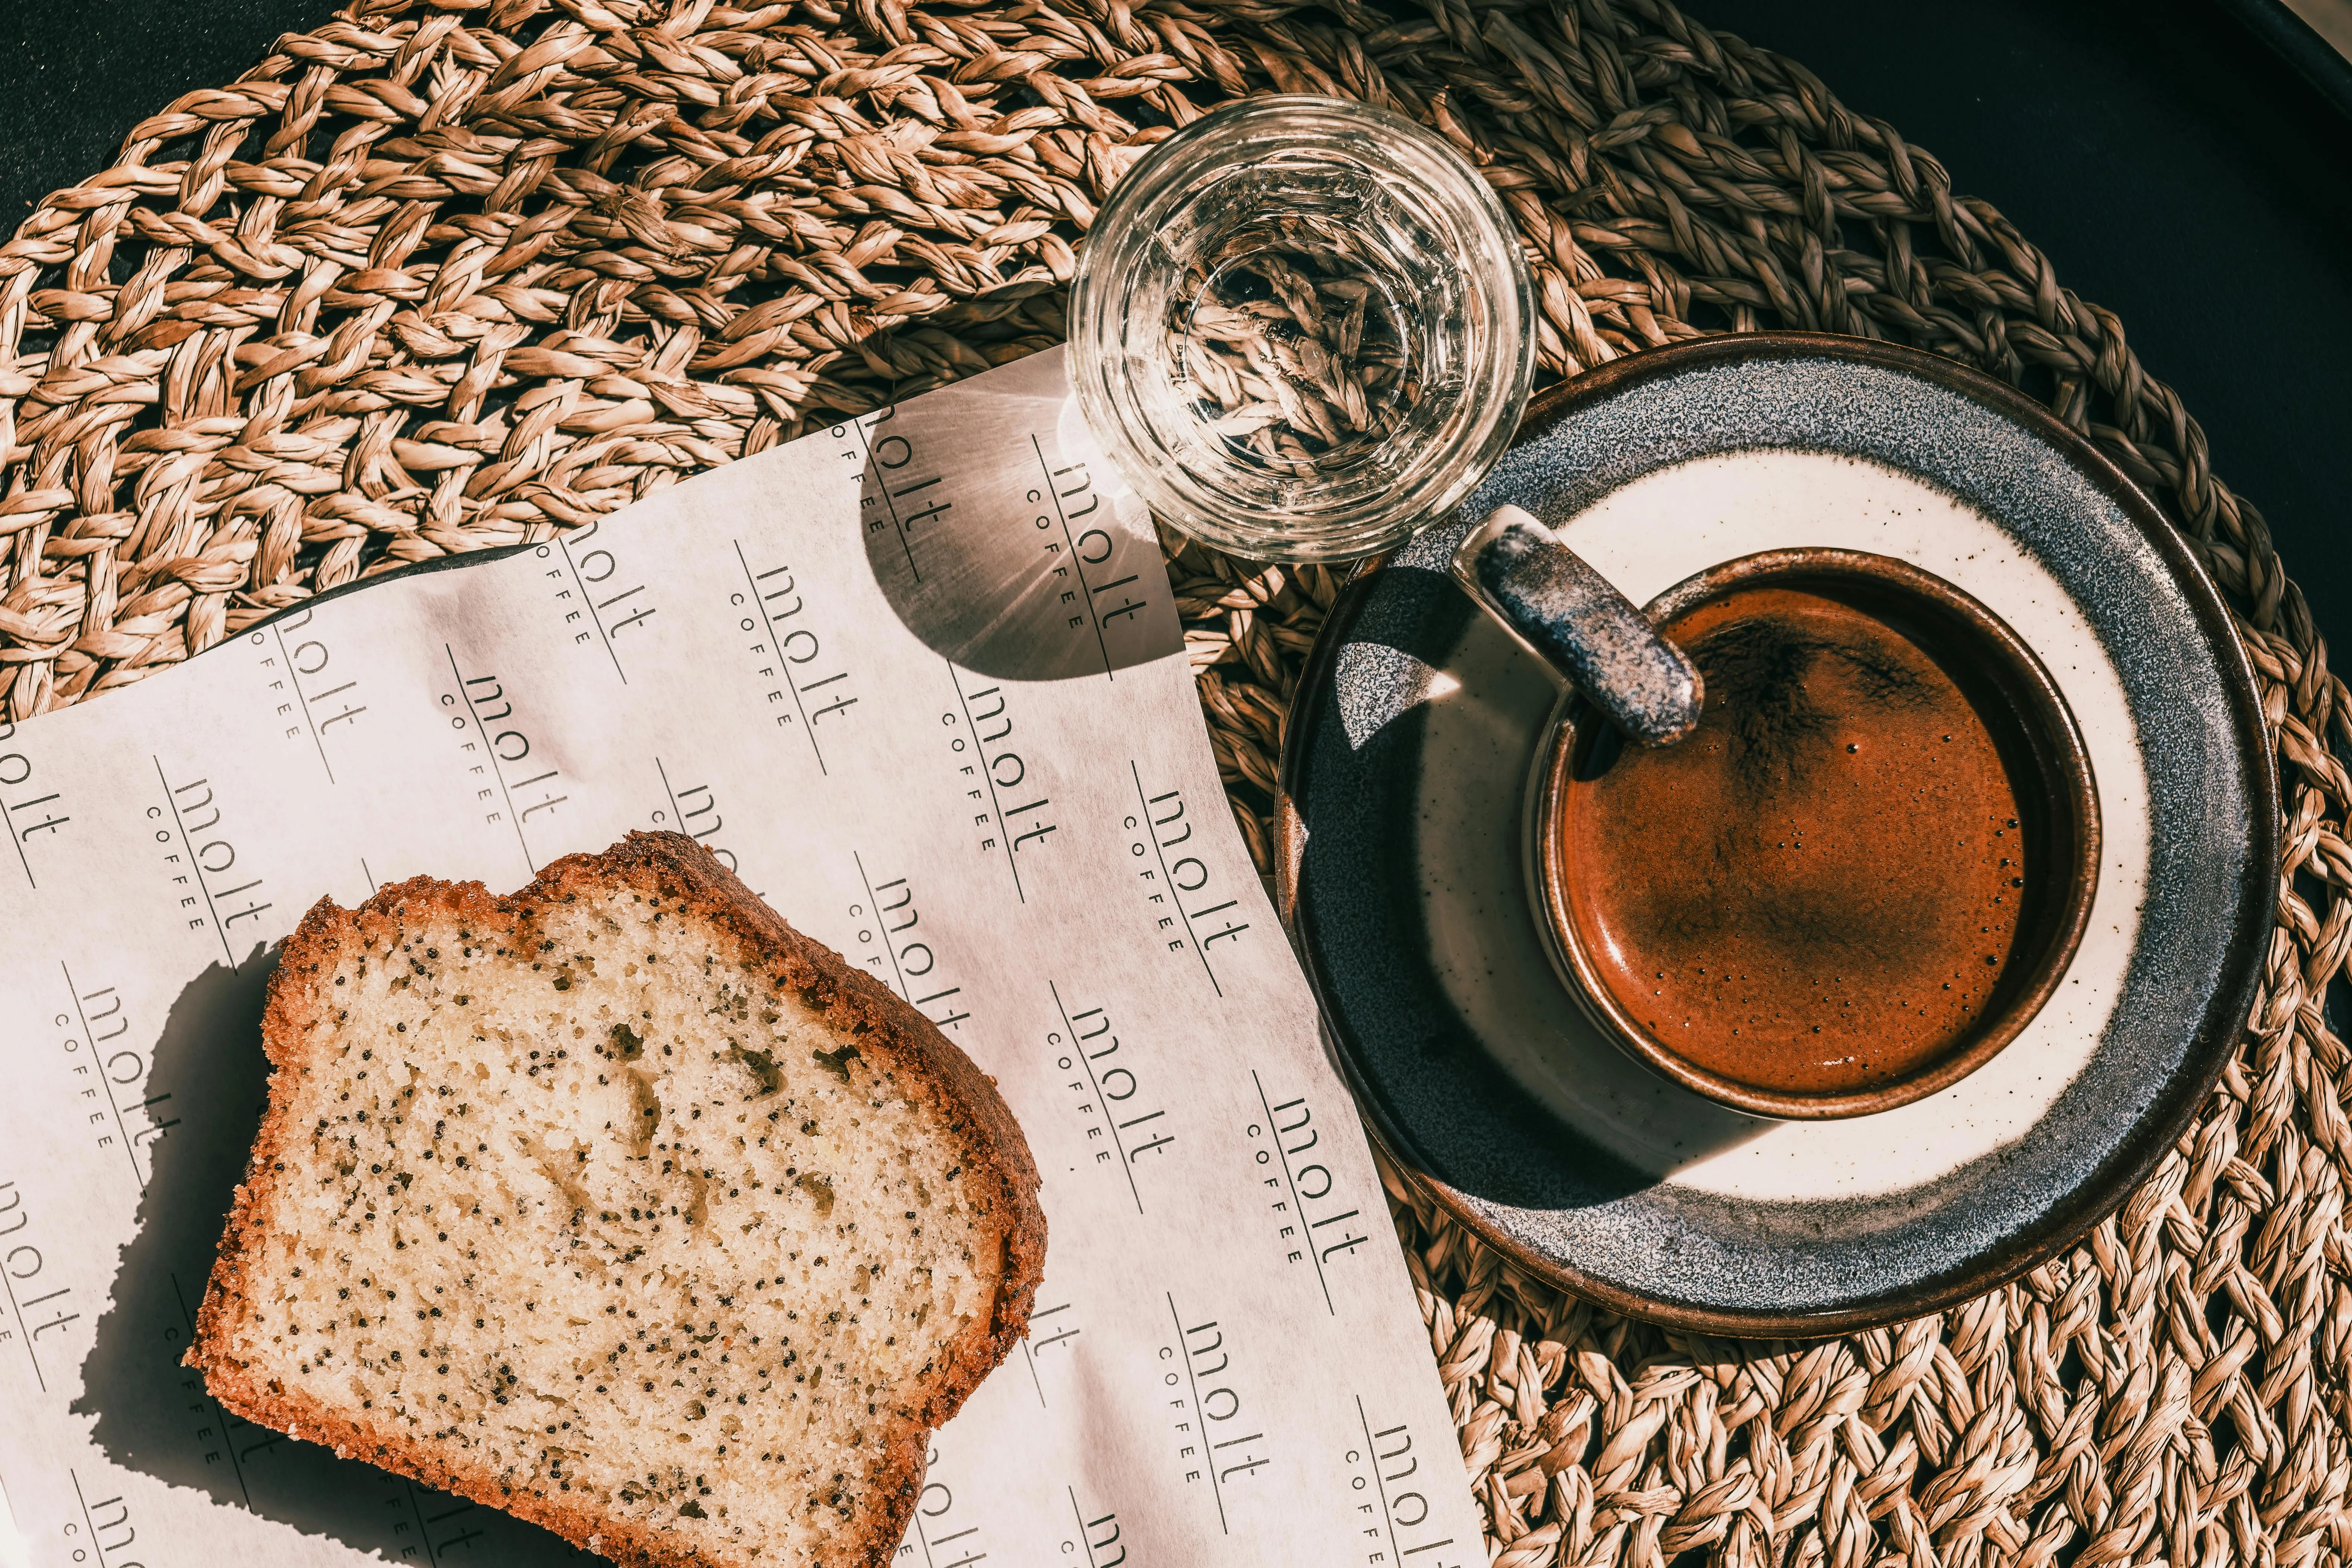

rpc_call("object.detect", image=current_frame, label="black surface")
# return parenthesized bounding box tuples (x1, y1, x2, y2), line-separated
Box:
(2214, 0, 2352, 122)
(1690, 0, 2352, 655)
(0, 0, 2347, 645)
(0, 0, 327, 225)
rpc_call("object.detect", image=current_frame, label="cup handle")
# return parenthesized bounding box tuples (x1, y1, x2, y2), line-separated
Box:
(1449, 505, 1704, 748)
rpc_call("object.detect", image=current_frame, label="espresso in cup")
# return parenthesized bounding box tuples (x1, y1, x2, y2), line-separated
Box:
(1528, 549, 2101, 1118)
(1454, 509, 2102, 1121)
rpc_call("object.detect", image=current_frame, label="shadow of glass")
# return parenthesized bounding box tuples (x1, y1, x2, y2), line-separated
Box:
(851, 349, 1183, 681)
(1292, 568, 1768, 1214)
(74, 950, 596, 1563)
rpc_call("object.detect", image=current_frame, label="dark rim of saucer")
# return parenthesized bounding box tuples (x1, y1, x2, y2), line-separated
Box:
(1274, 331, 2279, 1337)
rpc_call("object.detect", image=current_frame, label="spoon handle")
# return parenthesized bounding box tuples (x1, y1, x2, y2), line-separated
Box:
(1450, 505, 1704, 748)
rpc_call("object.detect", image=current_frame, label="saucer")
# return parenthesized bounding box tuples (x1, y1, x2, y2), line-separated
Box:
(1277, 334, 2277, 1334)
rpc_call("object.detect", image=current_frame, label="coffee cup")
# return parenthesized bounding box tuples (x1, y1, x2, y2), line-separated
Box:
(1451, 507, 2101, 1120)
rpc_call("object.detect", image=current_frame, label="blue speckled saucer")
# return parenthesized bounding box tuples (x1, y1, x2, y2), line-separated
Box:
(1277, 334, 2276, 1335)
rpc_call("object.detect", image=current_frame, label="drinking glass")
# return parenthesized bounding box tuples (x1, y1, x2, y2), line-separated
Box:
(1069, 95, 1535, 563)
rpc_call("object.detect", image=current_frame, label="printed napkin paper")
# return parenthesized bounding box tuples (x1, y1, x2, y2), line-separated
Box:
(0, 346, 1481, 1568)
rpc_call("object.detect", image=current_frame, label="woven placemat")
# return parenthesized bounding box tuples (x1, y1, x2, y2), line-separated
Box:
(3, 0, 2346, 1563)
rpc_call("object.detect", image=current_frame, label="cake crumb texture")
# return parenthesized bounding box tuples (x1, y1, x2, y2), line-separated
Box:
(188, 832, 1045, 1568)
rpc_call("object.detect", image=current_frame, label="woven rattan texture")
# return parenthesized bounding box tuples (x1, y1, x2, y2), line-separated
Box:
(3, 0, 2346, 1563)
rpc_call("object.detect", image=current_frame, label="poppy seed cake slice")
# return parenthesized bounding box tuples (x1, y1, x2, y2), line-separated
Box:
(189, 832, 1045, 1568)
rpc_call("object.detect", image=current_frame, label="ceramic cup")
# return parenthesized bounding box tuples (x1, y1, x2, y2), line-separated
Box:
(1451, 508, 2102, 1120)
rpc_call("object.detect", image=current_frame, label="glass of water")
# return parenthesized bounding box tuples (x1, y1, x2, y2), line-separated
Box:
(1069, 95, 1535, 564)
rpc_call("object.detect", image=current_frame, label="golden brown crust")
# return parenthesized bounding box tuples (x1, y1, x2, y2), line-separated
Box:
(188, 831, 1046, 1568)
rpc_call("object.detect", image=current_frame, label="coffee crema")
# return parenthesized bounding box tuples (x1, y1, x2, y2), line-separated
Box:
(1557, 582, 2036, 1100)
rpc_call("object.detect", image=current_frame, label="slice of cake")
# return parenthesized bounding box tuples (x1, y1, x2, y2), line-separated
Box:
(189, 832, 1045, 1568)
